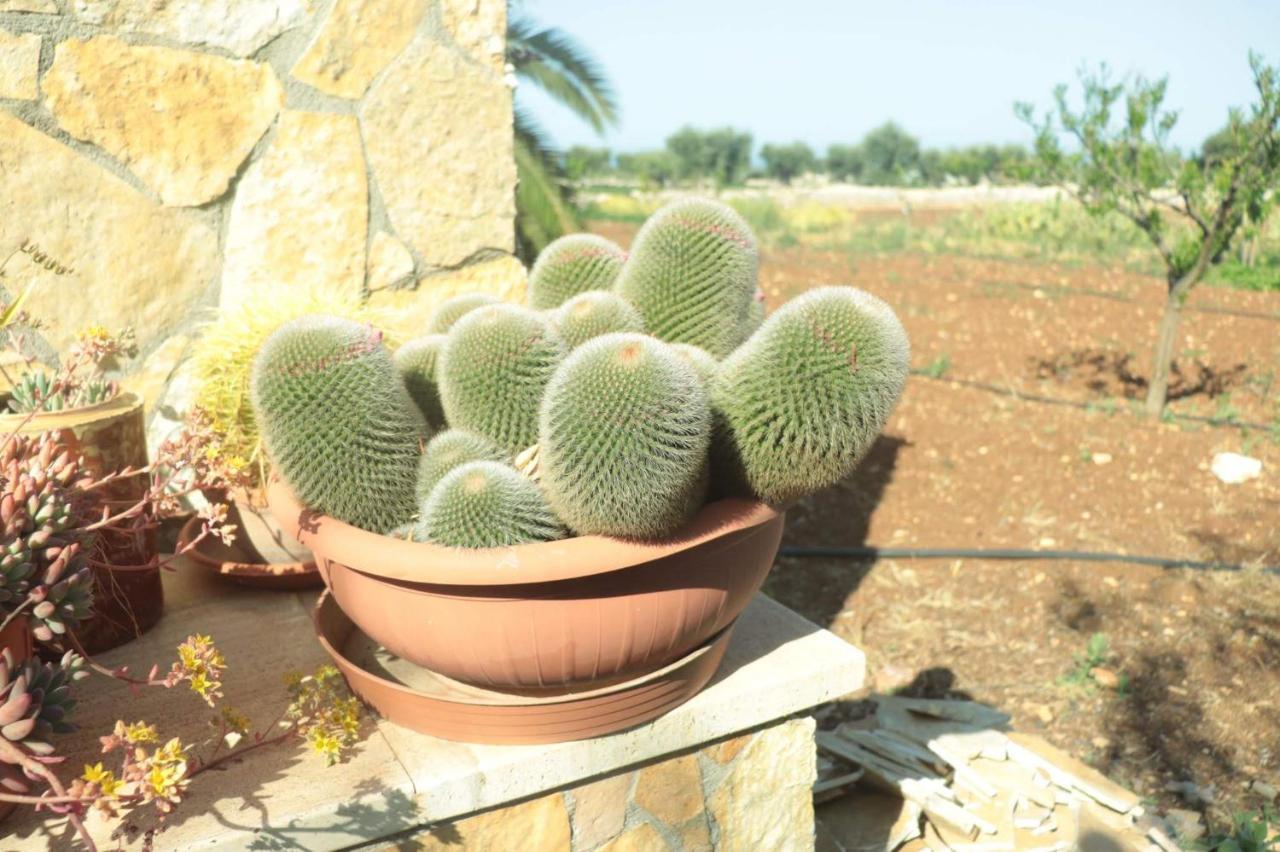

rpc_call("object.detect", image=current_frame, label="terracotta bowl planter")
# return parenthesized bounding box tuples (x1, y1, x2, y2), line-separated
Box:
(269, 479, 784, 692)
(177, 491, 321, 590)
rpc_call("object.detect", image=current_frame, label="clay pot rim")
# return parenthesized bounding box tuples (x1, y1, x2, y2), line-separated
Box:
(177, 515, 319, 581)
(268, 477, 783, 587)
(0, 390, 142, 428)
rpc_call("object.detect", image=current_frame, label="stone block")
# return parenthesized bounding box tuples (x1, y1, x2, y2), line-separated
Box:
(0, 28, 40, 100)
(633, 753, 704, 825)
(291, 0, 429, 99)
(70, 0, 307, 56)
(569, 773, 632, 850)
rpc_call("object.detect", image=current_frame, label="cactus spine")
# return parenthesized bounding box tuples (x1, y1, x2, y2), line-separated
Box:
(394, 335, 447, 430)
(251, 315, 427, 533)
(416, 429, 507, 501)
(710, 287, 909, 503)
(553, 291, 645, 350)
(438, 304, 567, 453)
(528, 234, 627, 309)
(539, 334, 711, 538)
(416, 461, 565, 548)
(615, 198, 759, 358)
(427, 293, 500, 334)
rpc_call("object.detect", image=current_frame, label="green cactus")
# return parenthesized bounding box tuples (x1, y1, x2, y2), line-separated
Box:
(251, 315, 427, 533)
(667, 343, 718, 385)
(438, 304, 567, 453)
(415, 460, 565, 548)
(528, 234, 627, 309)
(742, 292, 766, 336)
(539, 333, 711, 538)
(426, 293, 500, 334)
(553, 291, 645, 350)
(710, 287, 909, 503)
(416, 429, 507, 501)
(394, 335, 447, 430)
(614, 198, 759, 358)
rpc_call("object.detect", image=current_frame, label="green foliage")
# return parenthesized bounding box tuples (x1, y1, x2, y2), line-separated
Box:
(438, 304, 567, 453)
(553, 291, 645, 349)
(539, 334, 711, 538)
(857, 122, 923, 185)
(251, 316, 427, 533)
(514, 112, 582, 262)
(615, 198, 759, 357)
(826, 143, 864, 182)
(615, 150, 681, 187)
(528, 233, 627, 309)
(415, 429, 507, 501)
(394, 335, 447, 430)
(427, 293, 499, 335)
(1062, 632, 1110, 686)
(711, 287, 909, 503)
(1191, 807, 1280, 851)
(415, 460, 565, 548)
(761, 142, 818, 184)
(563, 146, 612, 180)
(7, 371, 115, 413)
(665, 126, 754, 187)
(921, 353, 951, 379)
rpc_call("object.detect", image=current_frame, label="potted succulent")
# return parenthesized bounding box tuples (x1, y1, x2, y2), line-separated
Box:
(260, 198, 909, 709)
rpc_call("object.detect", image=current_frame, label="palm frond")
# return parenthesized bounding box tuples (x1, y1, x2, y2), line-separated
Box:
(508, 17, 618, 134)
(514, 109, 581, 262)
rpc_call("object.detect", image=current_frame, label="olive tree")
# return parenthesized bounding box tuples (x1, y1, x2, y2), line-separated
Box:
(761, 142, 817, 184)
(1017, 53, 1280, 415)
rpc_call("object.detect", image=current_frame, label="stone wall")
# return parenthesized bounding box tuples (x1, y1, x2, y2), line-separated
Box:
(0, 0, 520, 444)
(389, 719, 818, 852)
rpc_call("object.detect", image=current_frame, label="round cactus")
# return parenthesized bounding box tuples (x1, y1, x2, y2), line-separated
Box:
(426, 293, 500, 334)
(553, 291, 645, 350)
(394, 335, 447, 430)
(415, 461, 565, 548)
(438, 304, 567, 453)
(416, 429, 507, 501)
(710, 287, 909, 503)
(614, 198, 759, 358)
(742, 291, 767, 336)
(667, 343, 719, 386)
(528, 234, 627, 309)
(251, 315, 427, 533)
(539, 333, 711, 538)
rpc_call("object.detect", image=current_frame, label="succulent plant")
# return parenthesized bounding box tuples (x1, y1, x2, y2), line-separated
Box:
(539, 334, 711, 538)
(528, 234, 628, 309)
(0, 647, 86, 757)
(394, 335, 447, 430)
(415, 429, 507, 501)
(667, 343, 719, 385)
(552, 291, 645, 350)
(7, 370, 118, 414)
(711, 287, 909, 503)
(615, 198, 759, 358)
(415, 461, 565, 548)
(0, 434, 97, 642)
(251, 316, 427, 534)
(426, 293, 500, 335)
(438, 305, 566, 453)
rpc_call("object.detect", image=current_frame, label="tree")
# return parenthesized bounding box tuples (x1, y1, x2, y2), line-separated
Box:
(616, 150, 680, 187)
(665, 126, 754, 186)
(760, 142, 817, 184)
(826, 144, 864, 182)
(507, 13, 618, 261)
(859, 122, 922, 185)
(1017, 54, 1280, 415)
(563, 146, 612, 180)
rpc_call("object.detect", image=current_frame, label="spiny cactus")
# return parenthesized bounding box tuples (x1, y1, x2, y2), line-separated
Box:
(416, 429, 507, 501)
(553, 291, 645, 350)
(528, 234, 627, 309)
(667, 343, 719, 385)
(539, 334, 711, 538)
(438, 305, 566, 453)
(394, 335, 448, 430)
(615, 198, 759, 358)
(711, 287, 909, 503)
(426, 293, 500, 335)
(742, 292, 767, 337)
(415, 461, 565, 548)
(251, 316, 427, 533)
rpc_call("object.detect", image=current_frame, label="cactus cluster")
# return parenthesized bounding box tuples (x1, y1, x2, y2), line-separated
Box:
(249, 197, 910, 547)
(251, 316, 427, 534)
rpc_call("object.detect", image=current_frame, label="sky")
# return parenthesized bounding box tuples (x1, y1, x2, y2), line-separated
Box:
(515, 0, 1280, 155)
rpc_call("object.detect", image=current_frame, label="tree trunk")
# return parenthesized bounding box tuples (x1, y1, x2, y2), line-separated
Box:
(1144, 287, 1185, 417)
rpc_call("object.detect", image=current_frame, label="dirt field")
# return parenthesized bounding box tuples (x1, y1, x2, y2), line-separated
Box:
(593, 218, 1280, 836)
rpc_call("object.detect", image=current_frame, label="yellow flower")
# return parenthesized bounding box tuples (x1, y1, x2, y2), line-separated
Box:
(122, 721, 158, 744)
(81, 763, 122, 798)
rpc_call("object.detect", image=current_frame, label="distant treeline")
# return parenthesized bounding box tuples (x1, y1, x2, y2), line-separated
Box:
(563, 122, 1035, 187)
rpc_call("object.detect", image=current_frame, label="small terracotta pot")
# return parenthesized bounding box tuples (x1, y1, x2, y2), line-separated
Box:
(0, 393, 162, 654)
(177, 489, 321, 590)
(269, 479, 784, 691)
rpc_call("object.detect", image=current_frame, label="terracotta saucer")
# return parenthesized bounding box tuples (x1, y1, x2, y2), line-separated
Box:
(313, 592, 734, 745)
(178, 516, 323, 590)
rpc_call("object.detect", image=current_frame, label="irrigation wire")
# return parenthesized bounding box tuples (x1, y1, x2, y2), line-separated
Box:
(778, 545, 1280, 575)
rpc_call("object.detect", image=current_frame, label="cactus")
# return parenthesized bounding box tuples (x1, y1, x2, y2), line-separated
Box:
(394, 335, 447, 430)
(553, 291, 645, 350)
(415, 460, 565, 548)
(539, 333, 711, 538)
(615, 198, 759, 358)
(528, 234, 627, 309)
(251, 315, 427, 533)
(416, 429, 507, 501)
(710, 287, 909, 503)
(667, 343, 718, 385)
(426, 293, 500, 334)
(742, 291, 766, 336)
(438, 304, 567, 453)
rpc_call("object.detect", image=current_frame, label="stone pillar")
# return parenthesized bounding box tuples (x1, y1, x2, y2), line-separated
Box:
(388, 719, 819, 852)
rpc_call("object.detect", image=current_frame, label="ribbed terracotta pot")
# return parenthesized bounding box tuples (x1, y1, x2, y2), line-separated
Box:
(268, 479, 784, 691)
(0, 392, 161, 654)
